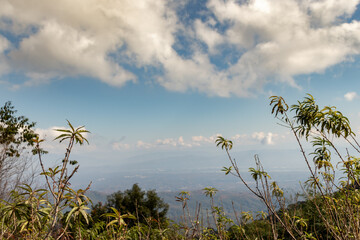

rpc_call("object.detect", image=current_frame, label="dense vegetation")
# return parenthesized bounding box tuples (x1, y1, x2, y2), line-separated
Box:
(0, 94, 360, 239)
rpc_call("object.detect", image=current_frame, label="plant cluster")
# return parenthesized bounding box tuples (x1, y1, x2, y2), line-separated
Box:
(213, 94, 360, 239)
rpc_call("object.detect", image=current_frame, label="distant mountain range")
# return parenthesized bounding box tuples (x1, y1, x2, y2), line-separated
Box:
(74, 147, 311, 222)
(87, 186, 301, 223)
(72, 148, 310, 193)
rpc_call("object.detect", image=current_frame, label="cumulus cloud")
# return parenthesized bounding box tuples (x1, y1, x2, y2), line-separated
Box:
(136, 140, 154, 150)
(231, 132, 277, 145)
(36, 126, 62, 141)
(153, 136, 192, 147)
(344, 91, 358, 101)
(1, 0, 360, 96)
(194, 19, 224, 53)
(192, 134, 221, 145)
(252, 132, 275, 145)
(1, 0, 173, 87)
(112, 142, 131, 151)
(33, 130, 284, 153)
(306, 0, 359, 26)
(10, 21, 136, 87)
(204, 0, 360, 94)
(131, 131, 280, 150)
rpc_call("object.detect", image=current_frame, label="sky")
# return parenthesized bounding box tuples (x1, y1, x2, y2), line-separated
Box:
(1, 0, 360, 186)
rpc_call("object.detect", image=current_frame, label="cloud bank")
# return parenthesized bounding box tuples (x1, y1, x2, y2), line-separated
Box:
(112, 131, 284, 151)
(1, 0, 360, 96)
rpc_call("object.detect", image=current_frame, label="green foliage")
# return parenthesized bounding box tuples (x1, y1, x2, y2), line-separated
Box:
(0, 101, 38, 157)
(104, 207, 136, 228)
(92, 183, 169, 229)
(0, 102, 41, 199)
(175, 191, 190, 209)
(269, 95, 288, 117)
(215, 136, 233, 150)
(203, 187, 218, 198)
(54, 120, 89, 145)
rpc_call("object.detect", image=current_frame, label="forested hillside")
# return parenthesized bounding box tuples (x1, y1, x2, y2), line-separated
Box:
(87, 189, 267, 224)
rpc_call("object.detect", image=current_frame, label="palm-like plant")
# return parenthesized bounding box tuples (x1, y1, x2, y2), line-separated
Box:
(105, 207, 136, 229)
(54, 120, 89, 145)
(17, 184, 51, 238)
(1, 199, 29, 235)
(104, 207, 136, 239)
(34, 120, 91, 239)
(63, 188, 92, 240)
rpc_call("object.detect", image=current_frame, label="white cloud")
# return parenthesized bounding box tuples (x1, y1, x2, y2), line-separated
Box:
(35, 126, 62, 141)
(155, 136, 192, 147)
(136, 140, 154, 150)
(35, 126, 67, 152)
(192, 135, 210, 144)
(344, 91, 358, 101)
(9, 19, 136, 87)
(177, 136, 191, 147)
(202, 0, 360, 95)
(131, 131, 280, 150)
(156, 138, 178, 147)
(194, 19, 224, 53)
(262, 132, 274, 145)
(252, 132, 266, 141)
(1, 0, 360, 96)
(1, 0, 174, 87)
(306, 0, 359, 26)
(239, 132, 276, 145)
(192, 134, 220, 144)
(112, 142, 131, 151)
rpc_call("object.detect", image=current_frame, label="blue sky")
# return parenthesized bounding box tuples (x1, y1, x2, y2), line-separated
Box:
(1, 0, 360, 177)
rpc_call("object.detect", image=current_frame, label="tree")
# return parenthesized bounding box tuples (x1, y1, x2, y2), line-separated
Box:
(0, 101, 38, 199)
(92, 184, 169, 228)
